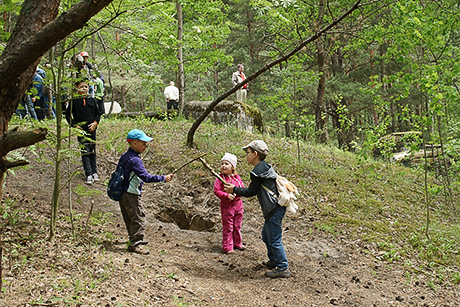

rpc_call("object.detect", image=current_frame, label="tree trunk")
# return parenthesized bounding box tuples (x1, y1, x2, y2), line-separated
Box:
(48, 49, 66, 242)
(314, 0, 328, 144)
(0, 127, 48, 200)
(0, 0, 116, 203)
(214, 68, 218, 94)
(177, 0, 185, 114)
(247, 8, 254, 60)
(0, 0, 115, 132)
(0, 0, 116, 132)
(213, 44, 218, 95)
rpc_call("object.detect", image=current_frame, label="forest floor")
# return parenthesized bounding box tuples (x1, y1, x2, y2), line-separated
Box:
(1, 121, 459, 307)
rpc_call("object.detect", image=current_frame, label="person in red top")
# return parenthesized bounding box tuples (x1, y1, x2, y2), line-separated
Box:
(232, 64, 248, 102)
(213, 153, 246, 254)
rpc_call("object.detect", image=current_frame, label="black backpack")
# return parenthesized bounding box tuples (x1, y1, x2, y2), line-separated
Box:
(107, 158, 134, 201)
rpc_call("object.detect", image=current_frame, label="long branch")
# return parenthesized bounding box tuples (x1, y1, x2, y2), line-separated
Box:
(186, 0, 364, 147)
(199, 157, 226, 184)
(172, 153, 207, 174)
(64, 9, 127, 54)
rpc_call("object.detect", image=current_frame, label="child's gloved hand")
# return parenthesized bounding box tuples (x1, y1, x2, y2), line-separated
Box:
(224, 183, 234, 193)
(164, 174, 174, 182)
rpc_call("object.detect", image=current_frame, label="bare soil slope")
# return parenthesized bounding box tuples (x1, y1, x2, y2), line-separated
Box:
(1, 123, 459, 306)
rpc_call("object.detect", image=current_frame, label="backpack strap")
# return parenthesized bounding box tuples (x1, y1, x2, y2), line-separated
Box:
(123, 157, 136, 184)
(261, 184, 278, 200)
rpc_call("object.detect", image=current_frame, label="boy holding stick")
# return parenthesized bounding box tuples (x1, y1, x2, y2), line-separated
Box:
(223, 140, 291, 278)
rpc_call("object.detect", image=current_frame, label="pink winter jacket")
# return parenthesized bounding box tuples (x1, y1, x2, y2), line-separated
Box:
(213, 174, 244, 206)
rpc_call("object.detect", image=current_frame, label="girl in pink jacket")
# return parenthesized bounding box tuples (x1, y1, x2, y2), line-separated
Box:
(213, 153, 245, 254)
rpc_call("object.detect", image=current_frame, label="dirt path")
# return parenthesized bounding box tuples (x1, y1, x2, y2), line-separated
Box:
(1, 153, 459, 306)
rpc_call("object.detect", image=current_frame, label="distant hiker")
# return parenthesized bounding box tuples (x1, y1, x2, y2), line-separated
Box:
(31, 67, 46, 120)
(93, 73, 105, 115)
(224, 140, 291, 278)
(213, 153, 245, 254)
(80, 51, 93, 71)
(65, 80, 101, 185)
(77, 51, 95, 96)
(16, 93, 38, 120)
(164, 81, 179, 110)
(36, 67, 56, 119)
(231, 64, 248, 102)
(117, 129, 174, 255)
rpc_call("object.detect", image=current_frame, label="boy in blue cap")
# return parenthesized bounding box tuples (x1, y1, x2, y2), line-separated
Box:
(118, 129, 174, 255)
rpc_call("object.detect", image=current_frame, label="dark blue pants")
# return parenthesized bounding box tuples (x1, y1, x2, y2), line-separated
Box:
(262, 205, 288, 270)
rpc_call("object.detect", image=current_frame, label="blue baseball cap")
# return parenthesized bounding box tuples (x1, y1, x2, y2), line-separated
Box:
(127, 129, 153, 142)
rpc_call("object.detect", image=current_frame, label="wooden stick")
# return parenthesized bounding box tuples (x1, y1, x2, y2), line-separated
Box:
(172, 153, 207, 174)
(199, 157, 226, 184)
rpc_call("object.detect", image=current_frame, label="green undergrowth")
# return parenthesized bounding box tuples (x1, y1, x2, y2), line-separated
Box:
(7, 115, 460, 286)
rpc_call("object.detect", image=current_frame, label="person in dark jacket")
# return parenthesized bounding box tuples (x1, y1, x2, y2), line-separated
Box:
(224, 140, 291, 278)
(65, 80, 102, 184)
(117, 129, 174, 254)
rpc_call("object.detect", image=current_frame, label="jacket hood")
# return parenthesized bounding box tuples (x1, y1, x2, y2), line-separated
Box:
(251, 161, 277, 179)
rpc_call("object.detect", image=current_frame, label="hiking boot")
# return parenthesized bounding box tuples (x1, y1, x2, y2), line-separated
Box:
(92, 173, 100, 181)
(265, 267, 291, 279)
(128, 245, 150, 255)
(85, 175, 94, 185)
(235, 245, 246, 251)
(262, 259, 276, 269)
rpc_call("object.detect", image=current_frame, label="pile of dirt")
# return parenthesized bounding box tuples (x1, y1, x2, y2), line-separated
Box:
(1, 131, 458, 306)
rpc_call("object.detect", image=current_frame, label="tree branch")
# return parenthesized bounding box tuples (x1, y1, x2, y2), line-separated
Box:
(0, 127, 48, 157)
(173, 153, 207, 174)
(0, 0, 116, 85)
(64, 9, 128, 53)
(199, 157, 226, 184)
(186, 0, 365, 147)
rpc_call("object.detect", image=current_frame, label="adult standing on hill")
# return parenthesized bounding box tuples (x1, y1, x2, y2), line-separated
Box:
(94, 72, 105, 115)
(80, 51, 95, 96)
(80, 51, 93, 72)
(232, 64, 248, 102)
(164, 81, 179, 110)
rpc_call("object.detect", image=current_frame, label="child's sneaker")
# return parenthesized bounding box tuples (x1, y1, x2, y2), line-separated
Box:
(265, 267, 291, 278)
(235, 245, 246, 251)
(85, 175, 94, 185)
(92, 173, 100, 181)
(128, 245, 150, 255)
(224, 249, 234, 254)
